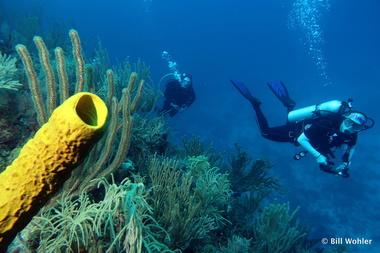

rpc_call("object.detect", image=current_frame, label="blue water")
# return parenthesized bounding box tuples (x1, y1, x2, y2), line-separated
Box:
(2, 0, 380, 252)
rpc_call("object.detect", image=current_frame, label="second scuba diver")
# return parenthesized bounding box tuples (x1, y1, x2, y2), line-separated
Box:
(230, 80, 375, 178)
(158, 73, 196, 117)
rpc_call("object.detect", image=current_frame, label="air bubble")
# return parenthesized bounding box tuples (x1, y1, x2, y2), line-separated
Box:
(288, 0, 331, 86)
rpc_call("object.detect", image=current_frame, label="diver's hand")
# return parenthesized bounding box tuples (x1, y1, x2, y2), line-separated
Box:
(177, 105, 187, 112)
(170, 103, 180, 110)
(336, 162, 349, 173)
(170, 103, 186, 112)
(316, 155, 328, 166)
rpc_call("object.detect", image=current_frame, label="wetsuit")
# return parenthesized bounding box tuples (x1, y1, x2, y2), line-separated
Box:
(159, 79, 196, 117)
(250, 103, 298, 142)
(299, 118, 357, 161)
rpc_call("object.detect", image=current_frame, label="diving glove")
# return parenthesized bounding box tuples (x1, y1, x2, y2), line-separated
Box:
(316, 154, 328, 165)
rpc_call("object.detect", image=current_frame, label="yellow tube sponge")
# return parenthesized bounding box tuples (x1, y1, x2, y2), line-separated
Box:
(0, 92, 108, 250)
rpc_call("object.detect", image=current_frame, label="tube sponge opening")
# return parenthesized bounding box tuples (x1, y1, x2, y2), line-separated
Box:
(75, 93, 108, 127)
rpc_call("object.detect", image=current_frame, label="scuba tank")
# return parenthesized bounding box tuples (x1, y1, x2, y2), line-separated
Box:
(288, 100, 344, 123)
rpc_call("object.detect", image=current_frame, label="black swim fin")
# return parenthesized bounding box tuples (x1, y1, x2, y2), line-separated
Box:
(230, 79, 261, 105)
(267, 81, 296, 110)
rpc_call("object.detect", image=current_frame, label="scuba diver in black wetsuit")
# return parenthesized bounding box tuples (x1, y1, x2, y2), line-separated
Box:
(230, 79, 375, 178)
(158, 73, 196, 117)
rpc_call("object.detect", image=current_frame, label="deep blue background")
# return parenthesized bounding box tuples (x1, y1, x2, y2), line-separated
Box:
(2, 0, 380, 251)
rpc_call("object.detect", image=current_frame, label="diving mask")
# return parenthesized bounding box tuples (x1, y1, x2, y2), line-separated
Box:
(340, 112, 367, 134)
(181, 77, 191, 88)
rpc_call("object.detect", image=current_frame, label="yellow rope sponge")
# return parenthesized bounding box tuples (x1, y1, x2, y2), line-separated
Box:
(0, 92, 108, 249)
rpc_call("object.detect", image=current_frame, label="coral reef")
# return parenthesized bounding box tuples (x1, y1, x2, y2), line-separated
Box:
(11, 177, 175, 253)
(128, 114, 169, 167)
(182, 135, 224, 168)
(187, 155, 211, 178)
(7, 143, 318, 253)
(147, 155, 232, 251)
(227, 143, 285, 194)
(0, 26, 322, 252)
(0, 89, 38, 170)
(252, 202, 309, 253)
(204, 235, 251, 253)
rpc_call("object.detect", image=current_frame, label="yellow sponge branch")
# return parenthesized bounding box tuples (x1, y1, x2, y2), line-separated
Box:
(0, 92, 108, 250)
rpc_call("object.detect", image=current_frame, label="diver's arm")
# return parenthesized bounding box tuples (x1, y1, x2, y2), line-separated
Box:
(348, 146, 355, 161)
(184, 87, 196, 107)
(297, 133, 320, 157)
(189, 88, 196, 105)
(297, 133, 328, 165)
(342, 144, 355, 165)
(334, 145, 354, 173)
(170, 102, 187, 112)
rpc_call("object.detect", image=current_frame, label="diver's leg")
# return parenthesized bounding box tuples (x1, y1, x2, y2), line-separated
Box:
(251, 103, 270, 134)
(230, 79, 294, 142)
(252, 104, 294, 142)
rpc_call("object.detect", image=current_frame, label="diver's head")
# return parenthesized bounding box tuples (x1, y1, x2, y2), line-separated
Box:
(340, 112, 367, 134)
(180, 73, 192, 88)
